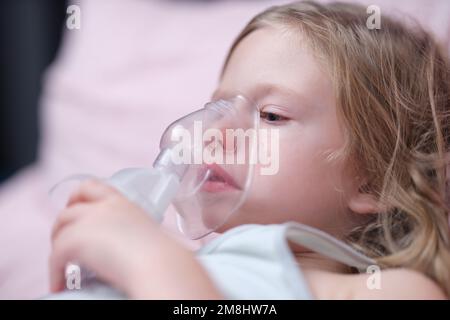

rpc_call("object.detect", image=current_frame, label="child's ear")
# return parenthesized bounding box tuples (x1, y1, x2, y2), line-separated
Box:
(347, 184, 381, 215)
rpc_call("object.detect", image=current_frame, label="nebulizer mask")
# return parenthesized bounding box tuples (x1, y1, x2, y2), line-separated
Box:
(45, 94, 260, 299)
(50, 94, 259, 240)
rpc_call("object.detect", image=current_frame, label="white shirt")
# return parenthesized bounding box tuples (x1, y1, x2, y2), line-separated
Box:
(44, 222, 375, 300)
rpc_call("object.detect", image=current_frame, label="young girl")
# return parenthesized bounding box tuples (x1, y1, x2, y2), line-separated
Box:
(48, 1, 450, 299)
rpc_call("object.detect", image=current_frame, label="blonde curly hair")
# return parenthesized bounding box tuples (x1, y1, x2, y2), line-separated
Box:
(222, 1, 450, 296)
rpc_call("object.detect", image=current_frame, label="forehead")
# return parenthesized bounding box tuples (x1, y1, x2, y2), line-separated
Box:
(218, 27, 333, 105)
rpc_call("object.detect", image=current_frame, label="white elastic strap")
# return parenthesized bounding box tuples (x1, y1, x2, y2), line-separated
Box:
(284, 222, 376, 272)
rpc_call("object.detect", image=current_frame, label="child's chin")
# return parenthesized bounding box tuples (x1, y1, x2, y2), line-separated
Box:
(213, 213, 251, 233)
(213, 223, 233, 234)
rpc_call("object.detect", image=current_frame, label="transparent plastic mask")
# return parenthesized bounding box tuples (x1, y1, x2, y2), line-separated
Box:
(162, 95, 259, 239)
(49, 94, 259, 240)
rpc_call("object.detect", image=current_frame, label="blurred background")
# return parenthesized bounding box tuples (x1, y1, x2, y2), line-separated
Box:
(0, 0, 66, 182)
(0, 0, 448, 299)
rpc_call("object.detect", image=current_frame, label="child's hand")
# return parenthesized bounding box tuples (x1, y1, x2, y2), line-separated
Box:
(49, 179, 160, 294)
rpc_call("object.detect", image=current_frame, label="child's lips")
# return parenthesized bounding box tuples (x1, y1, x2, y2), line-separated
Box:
(200, 163, 241, 193)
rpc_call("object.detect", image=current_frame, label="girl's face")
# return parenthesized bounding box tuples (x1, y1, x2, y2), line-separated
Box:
(212, 27, 362, 236)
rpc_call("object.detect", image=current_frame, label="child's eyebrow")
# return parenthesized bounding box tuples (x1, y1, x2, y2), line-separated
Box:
(212, 83, 303, 102)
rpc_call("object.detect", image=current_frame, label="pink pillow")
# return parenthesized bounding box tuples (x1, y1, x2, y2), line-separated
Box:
(0, 0, 282, 299)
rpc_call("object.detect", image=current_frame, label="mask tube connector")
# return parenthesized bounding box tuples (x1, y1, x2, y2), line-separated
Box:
(107, 148, 188, 223)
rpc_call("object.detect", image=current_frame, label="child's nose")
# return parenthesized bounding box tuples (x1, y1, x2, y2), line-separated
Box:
(204, 120, 237, 156)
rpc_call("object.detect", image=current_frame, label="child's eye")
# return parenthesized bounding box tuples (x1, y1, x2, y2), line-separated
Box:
(260, 111, 289, 123)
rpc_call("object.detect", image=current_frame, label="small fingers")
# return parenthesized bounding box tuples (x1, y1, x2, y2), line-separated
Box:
(66, 179, 118, 208)
(51, 204, 91, 243)
(48, 224, 81, 293)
